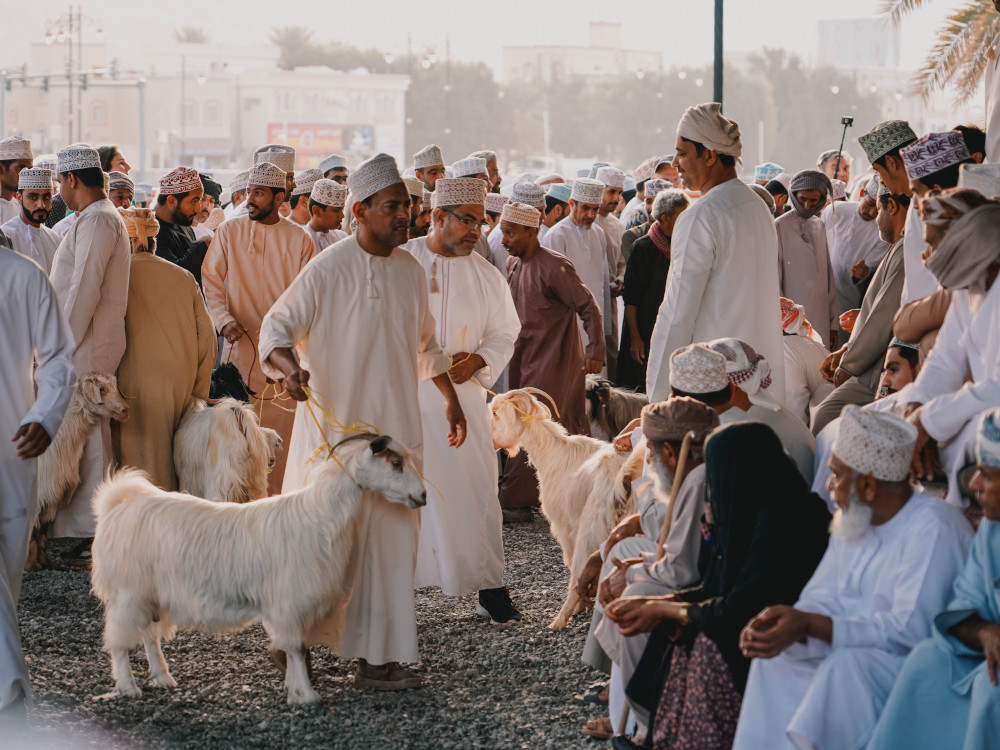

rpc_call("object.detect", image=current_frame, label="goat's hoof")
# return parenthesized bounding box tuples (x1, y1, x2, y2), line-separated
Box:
(150, 673, 177, 688)
(95, 685, 141, 700)
(286, 687, 321, 705)
(548, 618, 568, 630)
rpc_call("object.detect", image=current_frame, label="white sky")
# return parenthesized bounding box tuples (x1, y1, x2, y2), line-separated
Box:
(0, 0, 956, 76)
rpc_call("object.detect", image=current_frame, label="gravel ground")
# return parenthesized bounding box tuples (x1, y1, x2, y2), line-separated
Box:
(16, 514, 609, 749)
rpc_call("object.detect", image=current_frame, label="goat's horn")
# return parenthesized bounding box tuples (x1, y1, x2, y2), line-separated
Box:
(519, 388, 561, 419)
(330, 432, 380, 451)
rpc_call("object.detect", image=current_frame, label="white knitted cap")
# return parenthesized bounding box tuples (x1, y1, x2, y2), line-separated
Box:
(311, 178, 348, 208)
(414, 144, 444, 170)
(347, 153, 403, 203)
(291, 168, 323, 196)
(431, 177, 487, 208)
(669, 344, 729, 393)
(500, 202, 541, 228)
(596, 166, 625, 189)
(108, 171, 134, 192)
(56, 142, 100, 173)
(485, 193, 509, 214)
(403, 176, 425, 197)
(319, 153, 347, 173)
(253, 144, 295, 173)
(511, 181, 546, 209)
(229, 169, 250, 194)
(248, 162, 288, 190)
(0, 136, 33, 161)
(833, 406, 917, 482)
(17, 168, 53, 191)
(571, 178, 605, 205)
(451, 157, 488, 178)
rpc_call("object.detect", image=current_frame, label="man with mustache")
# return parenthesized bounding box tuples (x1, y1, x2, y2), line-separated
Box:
(260, 154, 466, 690)
(1, 168, 61, 273)
(403, 178, 523, 624)
(202, 161, 315, 494)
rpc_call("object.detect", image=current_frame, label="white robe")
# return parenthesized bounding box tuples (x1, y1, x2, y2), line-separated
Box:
(486, 224, 511, 277)
(52, 211, 78, 237)
(259, 235, 450, 665)
(776, 211, 838, 347)
(305, 224, 346, 254)
(1, 215, 61, 274)
(537, 223, 552, 243)
(986, 32, 1000, 164)
(900, 204, 940, 305)
(403, 238, 521, 595)
(906, 281, 1000, 506)
(546, 216, 613, 368)
(783, 334, 834, 426)
(646, 178, 786, 403)
(733, 491, 972, 750)
(0, 249, 74, 710)
(821, 202, 888, 320)
(0, 196, 19, 225)
(48, 198, 131, 538)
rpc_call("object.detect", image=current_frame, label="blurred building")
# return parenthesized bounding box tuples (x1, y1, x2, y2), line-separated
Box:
(817, 18, 901, 70)
(1, 41, 408, 180)
(503, 22, 662, 84)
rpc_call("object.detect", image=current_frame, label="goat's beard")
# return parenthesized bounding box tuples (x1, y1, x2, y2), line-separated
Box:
(830, 486, 873, 542)
(647, 450, 675, 501)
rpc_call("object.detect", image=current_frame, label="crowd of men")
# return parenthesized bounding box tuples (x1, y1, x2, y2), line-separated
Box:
(1, 81, 1000, 749)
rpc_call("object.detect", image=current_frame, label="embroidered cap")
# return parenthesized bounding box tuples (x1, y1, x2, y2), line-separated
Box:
(253, 144, 295, 173)
(248, 162, 288, 190)
(159, 166, 202, 195)
(17, 168, 53, 191)
(669, 344, 729, 394)
(0, 136, 33, 161)
(347, 153, 404, 203)
(291, 168, 323, 196)
(430, 177, 487, 208)
(571, 178, 605, 205)
(833, 406, 917, 482)
(858, 120, 917, 164)
(319, 153, 347, 174)
(500, 201, 541, 228)
(512, 181, 546, 208)
(414, 144, 444, 170)
(56, 142, 100, 173)
(596, 166, 626, 189)
(451, 157, 488, 178)
(755, 162, 784, 182)
(310, 178, 348, 208)
(900, 131, 972, 182)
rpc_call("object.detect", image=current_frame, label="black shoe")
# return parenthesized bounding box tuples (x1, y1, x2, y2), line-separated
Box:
(502, 507, 534, 524)
(476, 587, 523, 624)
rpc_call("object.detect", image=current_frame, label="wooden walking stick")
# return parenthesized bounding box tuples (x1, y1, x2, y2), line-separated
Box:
(655, 431, 695, 562)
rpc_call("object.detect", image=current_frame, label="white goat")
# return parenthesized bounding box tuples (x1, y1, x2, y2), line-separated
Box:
(585, 375, 649, 442)
(90, 433, 426, 704)
(173, 398, 278, 503)
(491, 389, 641, 629)
(25, 372, 129, 571)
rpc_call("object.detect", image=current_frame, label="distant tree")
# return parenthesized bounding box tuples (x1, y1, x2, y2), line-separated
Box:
(880, 0, 1000, 103)
(269, 26, 324, 70)
(173, 27, 209, 44)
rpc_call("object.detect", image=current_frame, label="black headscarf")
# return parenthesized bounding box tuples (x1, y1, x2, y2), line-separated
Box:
(679, 421, 831, 689)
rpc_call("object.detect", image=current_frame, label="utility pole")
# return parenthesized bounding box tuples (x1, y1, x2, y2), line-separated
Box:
(67, 5, 74, 142)
(180, 55, 186, 163)
(713, 0, 723, 108)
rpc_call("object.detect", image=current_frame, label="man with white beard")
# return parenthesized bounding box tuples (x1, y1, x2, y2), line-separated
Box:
(403, 178, 522, 622)
(733, 406, 972, 750)
(578, 397, 718, 740)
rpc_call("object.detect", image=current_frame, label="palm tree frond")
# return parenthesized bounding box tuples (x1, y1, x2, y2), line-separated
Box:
(911, 3, 1000, 103)
(878, 0, 934, 26)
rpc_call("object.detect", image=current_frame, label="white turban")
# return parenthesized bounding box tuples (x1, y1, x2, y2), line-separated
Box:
(676, 102, 742, 164)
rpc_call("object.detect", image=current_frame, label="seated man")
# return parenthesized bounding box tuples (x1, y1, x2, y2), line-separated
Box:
(905, 204, 1000, 508)
(733, 406, 973, 750)
(704, 338, 817, 482)
(811, 339, 921, 505)
(578, 397, 717, 740)
(867, 408, 1000, 750)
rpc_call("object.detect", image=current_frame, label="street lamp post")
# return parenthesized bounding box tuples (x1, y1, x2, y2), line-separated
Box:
(45, 5, 102, 143)
(713, 0, 723, 108)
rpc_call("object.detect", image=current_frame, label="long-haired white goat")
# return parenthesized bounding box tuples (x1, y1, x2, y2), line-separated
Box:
(173, 398, 280, 503)
(491, 389, 641, 629)
(25, 372, 129, 571)
(90, 433, 426, 704)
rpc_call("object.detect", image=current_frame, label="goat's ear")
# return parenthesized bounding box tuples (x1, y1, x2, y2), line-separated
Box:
(370, 435, 391, 455)
(81, 377, 101, 404)
(234, 407, 249, 436)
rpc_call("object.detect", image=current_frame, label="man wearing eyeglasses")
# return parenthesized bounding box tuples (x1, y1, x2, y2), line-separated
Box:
(403, 177, 524, 625)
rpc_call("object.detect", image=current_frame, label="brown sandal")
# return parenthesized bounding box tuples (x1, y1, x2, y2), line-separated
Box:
(583, 717, 615, 740)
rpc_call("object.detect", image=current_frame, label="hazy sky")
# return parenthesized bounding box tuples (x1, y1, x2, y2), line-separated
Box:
(1, 0, 957, 76)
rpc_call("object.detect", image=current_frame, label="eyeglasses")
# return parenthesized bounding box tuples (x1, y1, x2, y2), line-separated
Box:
(443, 208, 487, 228)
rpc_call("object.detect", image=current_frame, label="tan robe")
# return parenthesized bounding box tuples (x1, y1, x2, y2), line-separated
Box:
(48, 198, 131, 538)
(112, 253, 217, 490)
(202, 215, 314, 493)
